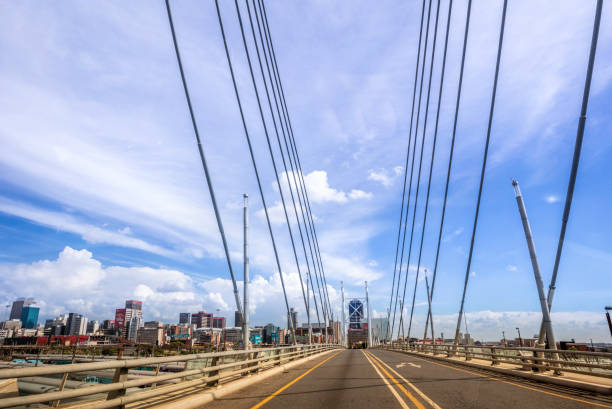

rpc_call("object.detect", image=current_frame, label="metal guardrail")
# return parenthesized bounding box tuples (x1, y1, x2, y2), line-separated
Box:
(381, 343, 612, 379)
(0, 344, 340, 408)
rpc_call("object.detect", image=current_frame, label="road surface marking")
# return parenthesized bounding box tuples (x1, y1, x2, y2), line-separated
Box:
(250, 351, 341, 409)
(404, 353, 612, 409)
(362, 350, 410, 409)
(369, 352, 442, 409)
(408, 363, 421, 368)
(365, 351, 427, 409)
(397, 363, 406, 368)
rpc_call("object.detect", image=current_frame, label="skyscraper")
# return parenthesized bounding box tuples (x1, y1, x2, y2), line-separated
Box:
(191, 311, 213, 328)
(287, 308, 298, 331)
(66, 313, 88, 336)
(10, 298, 35, 321)
(235, 310, 243, 328)
(117, 300, 142, 339)
(349, 299, 363, 329)
(20, 305, 39, 329)
(179, 312, 191, 324)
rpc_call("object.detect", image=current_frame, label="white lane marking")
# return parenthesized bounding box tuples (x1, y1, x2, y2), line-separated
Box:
(371, 353, 443, 409)
(408, 363, 421, 368)
(396, 363, 406, 368)
(362, 351, 410, 409)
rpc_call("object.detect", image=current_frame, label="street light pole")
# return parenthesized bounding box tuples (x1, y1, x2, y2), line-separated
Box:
(516, 327, 522, 347)
(243, 194, 250, 350)
(366, 281, 372, 348)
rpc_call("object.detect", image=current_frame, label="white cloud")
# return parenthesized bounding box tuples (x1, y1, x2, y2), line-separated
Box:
(546, 195, 560, 203)
(367, 169, 396, 187)
(0, 197, 175, 258)
(303, 170, 347, 203)
(348, 189, 373, 200)
(0, 247, 334, 327)
(506, 264, 518, 272)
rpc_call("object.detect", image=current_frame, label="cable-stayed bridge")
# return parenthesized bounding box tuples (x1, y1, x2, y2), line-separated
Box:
(0, 0, 610, 408)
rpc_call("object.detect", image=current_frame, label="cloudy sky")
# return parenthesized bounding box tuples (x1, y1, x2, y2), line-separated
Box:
(0, 0, 610, 342)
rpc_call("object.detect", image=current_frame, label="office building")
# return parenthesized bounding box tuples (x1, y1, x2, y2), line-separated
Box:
(66, 313, 88, 336)
(179, 312, 191, 324)
(127, 316, 142, 342)
(234, 310, 243, 327)
(191, 311, 213, 328)
(222, 327, 242, 343)
(349, 299, 364, 329)
(20, 305, 40, 329)
(9, 298, 36, 321)
(116, 300, 143, 339)
(137, 321, 165, 345)
(287, 308, 298, 331)
(212, 317, 226, 329)
(87, 320, 100, 335)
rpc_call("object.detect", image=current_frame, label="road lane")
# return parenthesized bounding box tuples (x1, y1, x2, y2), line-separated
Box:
(370, 349, 612, 409)
(206, 349, 411, 409)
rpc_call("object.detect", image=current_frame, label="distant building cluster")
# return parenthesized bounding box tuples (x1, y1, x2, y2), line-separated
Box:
(0, 298, 339, 347)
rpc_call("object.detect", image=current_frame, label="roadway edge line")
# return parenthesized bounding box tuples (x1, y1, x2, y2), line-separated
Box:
(249, 350, 342, 409)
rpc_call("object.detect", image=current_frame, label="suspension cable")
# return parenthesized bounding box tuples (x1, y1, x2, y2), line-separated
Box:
(389, 0, 427, 342)
(397, 0, 434, 340)
(246, 0, 323, 330)
(423, 0, 453, 344)
(386, 0, 426, 343)
(258, 0, 333, 322)
(214, 0, 297, 343)
(538, 0, 603, 346)
(453, 0, 509, 345)
(406, 0, 442, 341)
(164, 0, 243, 319)
(239, 0, 319, 334)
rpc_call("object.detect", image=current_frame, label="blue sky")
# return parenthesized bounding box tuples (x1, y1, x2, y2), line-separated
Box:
(0, 0, 610, 342)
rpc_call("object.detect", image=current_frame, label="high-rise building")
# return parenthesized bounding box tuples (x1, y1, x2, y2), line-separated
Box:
(66, 313, 88, 336)
(9, 298, 36, 321)
(179, 312, 191, 324)
(349, 299, 364, 329)
(212, 317, 226, 329)
(87, 320, 99, 334)
(20, 305, 40, 329)
(191, 311, 213, 328)
(115, 300, 143, 339)
(234, 310, 243, 327)
(9, 297, 36, 321)
(287, 308, 298, 331)
(44, 314, 68, 336)
(127, 316, 142, 342)
(125, 300, 142, 312)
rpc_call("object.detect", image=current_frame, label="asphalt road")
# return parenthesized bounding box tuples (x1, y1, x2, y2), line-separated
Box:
(204, 349, 612, 409)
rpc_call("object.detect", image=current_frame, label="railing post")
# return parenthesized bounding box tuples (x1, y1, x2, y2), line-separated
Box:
(51, 372, 69, 407)
(491, 347, 498, 366)
(464, 346, 471, 361)
(106, 366, 128, 406)
(207, 356, 220, 387)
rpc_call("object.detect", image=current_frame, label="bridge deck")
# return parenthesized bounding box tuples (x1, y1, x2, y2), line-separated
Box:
(204, 349, 612, 409)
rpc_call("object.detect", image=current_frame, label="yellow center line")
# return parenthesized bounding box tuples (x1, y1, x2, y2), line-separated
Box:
(402, 352, 612, 409)
(362, 350, 411, 409)
(365, 351, 427, 409)
(368, 351, 442, 409)
(250, 350, 341, 409)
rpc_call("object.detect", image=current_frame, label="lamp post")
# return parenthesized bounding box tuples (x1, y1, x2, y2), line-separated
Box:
(502, 331, 506, 346)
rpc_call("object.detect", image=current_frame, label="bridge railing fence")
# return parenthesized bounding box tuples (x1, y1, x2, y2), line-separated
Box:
(0, 343, 341, 409)
(380, 343, 612, 378)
